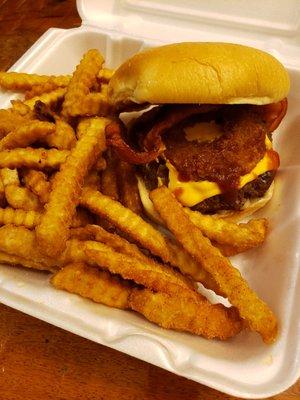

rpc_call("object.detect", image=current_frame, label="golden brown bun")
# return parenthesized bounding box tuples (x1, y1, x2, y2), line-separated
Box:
(137, 178, 274, 224)
(109, 42, 290, 108)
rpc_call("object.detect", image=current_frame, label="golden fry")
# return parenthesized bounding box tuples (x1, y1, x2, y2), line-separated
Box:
(0, 71, 70, 91)
(0, 225, 57, 270)
(0, 167, 42, 211)
(150, 186, 277, 344)
(80, 188, 209, 283)
(100, 151, 119, 200)
(129, 289, 243, 340)
(84, 240, 198, 300)
(185, 208, 268, 253)
(0, 148, 69, 169)
(0, 207, 40, 228)
(80, 92, 110, 116)
(36, 117, 108, 257)
(0, 179, 5, 207)
(116, 160, 143, 215)
(0, 250, 52, 271)
(5, 185, 41, 211)
(0, 121, 56, 151)
(10, 101, 33, 117)
(98, 68, 114, 82)
(23, 170, 51, 204)
(62, 50, 104, 117)
(51, 262, 131, 309)
(46, 119, 76, 150)
(71, 224, 149, 263)
(24, 82, 62, 100)
(0, 109, 31, 138)
(76, 118, 91, 139)
(58, 239, 87, 266)
(0, 168, 19, 186)
(24, 88, 66, 110)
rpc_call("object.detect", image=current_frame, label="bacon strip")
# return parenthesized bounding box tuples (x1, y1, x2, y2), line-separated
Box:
(258, 98, 288, 132)
(106, 100, 287, 165)
(105, 121, 162, 164)
(143, 104, 219, 152)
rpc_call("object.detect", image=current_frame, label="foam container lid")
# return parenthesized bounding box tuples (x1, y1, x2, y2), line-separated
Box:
(0, 0, 299, 398)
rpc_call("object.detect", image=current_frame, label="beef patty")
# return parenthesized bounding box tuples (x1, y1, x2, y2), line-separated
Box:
(137, 162, 275, 214)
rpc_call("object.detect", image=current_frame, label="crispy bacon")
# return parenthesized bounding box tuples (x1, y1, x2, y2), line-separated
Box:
(143, 104, 219, 152)
(257, 98, 288, 132)
(105, 121, 161, 164)
(106, 99, 287, 166)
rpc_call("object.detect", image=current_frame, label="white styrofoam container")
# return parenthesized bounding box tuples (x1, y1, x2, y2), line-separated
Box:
(0, 1, 299, 397)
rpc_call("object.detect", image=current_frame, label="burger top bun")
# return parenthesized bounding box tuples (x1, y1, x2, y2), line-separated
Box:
(108, 42, 290, 108)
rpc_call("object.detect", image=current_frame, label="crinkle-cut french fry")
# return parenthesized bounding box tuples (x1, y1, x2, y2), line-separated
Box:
(0, 71, 70, 91)
(0, 121, 56, 151)
(51, 262, 132, 309)
(129, 289, 243, 340)
(0, 179, 5, 207)
(36, 117, 108, 257)
(71, 225, 149, 263)
(58, 239, 87, 266)
(0, 168, 19, 186)
(0, 109, 31, 138)
(71, 207, 94, 228)
(150, 186, 278, 344)
(76, 118, 91, 139)
(24, 87, 67, 110)
(23, 170, 50, 204)
(62, 49, 104, 117)
(10, 101, 34, 117)
(45, 119, 76, 150)
(5, 185, 42, 211)
(77, 117, 107, 143)
(0, 167, 42, 211)
(0, 226, 88, 270)
(24, 82, 62, 100)
(0, 148, 69, 169)
(84, 240, 198, 300)
(116, 160, 143, 215)
(80, 188, 211, 284)
(80, 93, 110, 116)
(184, 208, 268, 252)
(99, 151, 119, 200)
(0, 250, 53, 271)
(97, 68, 114, 82)
(0, 207, 41, 229)
(0, 225, 57, 269)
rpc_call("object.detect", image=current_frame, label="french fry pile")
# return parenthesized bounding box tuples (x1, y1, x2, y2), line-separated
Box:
(0, 50, 277, 343)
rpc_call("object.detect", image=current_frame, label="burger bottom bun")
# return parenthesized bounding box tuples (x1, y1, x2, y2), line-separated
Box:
(137, 177, 274, 224)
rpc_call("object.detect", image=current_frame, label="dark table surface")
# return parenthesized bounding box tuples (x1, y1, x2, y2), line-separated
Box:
(0, 1, 299, 399)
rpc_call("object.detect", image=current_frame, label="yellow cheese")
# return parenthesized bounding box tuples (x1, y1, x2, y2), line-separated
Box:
(167, 136, 278, 207)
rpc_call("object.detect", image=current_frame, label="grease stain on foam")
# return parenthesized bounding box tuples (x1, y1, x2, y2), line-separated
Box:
(262, 354, 274, 366)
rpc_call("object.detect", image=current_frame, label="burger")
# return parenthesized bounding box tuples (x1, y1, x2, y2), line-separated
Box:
(106, 42, 290, 221)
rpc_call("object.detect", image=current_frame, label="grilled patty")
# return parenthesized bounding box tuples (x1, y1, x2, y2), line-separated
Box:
(137, 162, 275, 214)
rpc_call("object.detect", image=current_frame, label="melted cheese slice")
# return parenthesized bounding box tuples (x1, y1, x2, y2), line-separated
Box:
(167, 136, 279, 207)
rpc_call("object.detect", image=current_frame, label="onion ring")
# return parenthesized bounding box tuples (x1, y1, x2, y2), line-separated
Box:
(143, 104, 220, 152)
(164, 107, 268, 189)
